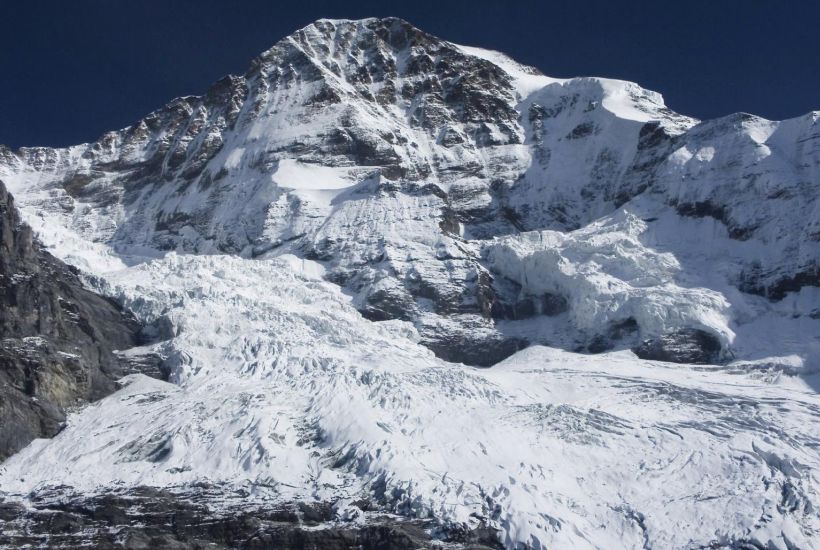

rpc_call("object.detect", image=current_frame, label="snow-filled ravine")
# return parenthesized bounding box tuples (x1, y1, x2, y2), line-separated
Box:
(1, 247, 818, 549)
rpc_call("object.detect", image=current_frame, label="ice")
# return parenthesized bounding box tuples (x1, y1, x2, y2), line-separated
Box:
(1, 251, 817, 548)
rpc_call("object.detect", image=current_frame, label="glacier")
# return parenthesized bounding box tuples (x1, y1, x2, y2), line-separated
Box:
(0, 16, 819, 549)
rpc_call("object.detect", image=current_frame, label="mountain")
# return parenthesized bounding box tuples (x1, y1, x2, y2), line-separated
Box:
(0, 17, 819, 549)
(1, 18, 818, 367)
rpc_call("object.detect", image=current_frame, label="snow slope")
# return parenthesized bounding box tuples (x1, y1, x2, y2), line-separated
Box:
(2, 251, 818, 548)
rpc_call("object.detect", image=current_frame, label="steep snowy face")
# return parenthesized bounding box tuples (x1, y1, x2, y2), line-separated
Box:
(0, 17, 818, 367)
(0, 17, 527, 253)
(659, 113, 820, 296)
(505, 77, 695, 233)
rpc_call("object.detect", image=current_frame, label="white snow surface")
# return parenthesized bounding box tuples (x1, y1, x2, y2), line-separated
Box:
(2, 250, 819, 549)
(271, 159, 356, 191)
(1, 17, 819, 549)
(454, 44, 561, 98)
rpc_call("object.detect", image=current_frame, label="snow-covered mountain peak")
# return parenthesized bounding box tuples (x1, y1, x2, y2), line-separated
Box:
(1, 16, 819, 549)
(0, 16, 817, 371)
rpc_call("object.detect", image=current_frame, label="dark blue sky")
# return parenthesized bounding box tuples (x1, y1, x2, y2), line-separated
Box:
(2, 0, 818, 149)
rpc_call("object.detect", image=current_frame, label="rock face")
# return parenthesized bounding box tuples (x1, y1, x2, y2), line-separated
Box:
(633, 328, 722, 364)
(1, 17, 818, 367)
(0, 487, 501, 549)
(0, 180, 153, 460)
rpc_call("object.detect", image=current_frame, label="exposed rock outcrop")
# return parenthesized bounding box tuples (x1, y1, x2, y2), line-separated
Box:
(0, 488, 501, 549)
(633, 328, 723, 364)
(0, 180, 156, 459)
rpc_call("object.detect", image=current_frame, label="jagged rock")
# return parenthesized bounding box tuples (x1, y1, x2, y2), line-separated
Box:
(486, 274, 568, 320)
(425, 333, 529, 367)
(586, 318, 640, 353)
(0, 488, 501, 549)
(633, 329, 723, 364)
(0, 181, 159, 460)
